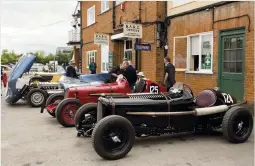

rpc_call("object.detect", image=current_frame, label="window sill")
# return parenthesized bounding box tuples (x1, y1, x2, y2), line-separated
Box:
(185, 71, 213, 75)
(86, 22, 97, 28)
(98, 8, 111, 16)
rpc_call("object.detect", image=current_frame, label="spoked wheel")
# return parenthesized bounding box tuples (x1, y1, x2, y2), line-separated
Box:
(45, 93, 64, 117)
(27, 88, 48, 107)
(92, 115, 135, 160)
(56, 98, 82, 127)
(74, 103, 97, 137)
(222, 106, 253, 143)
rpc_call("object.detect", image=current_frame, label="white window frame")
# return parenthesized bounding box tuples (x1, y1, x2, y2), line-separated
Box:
(115, 0, 124, 6)
(101, 1, 109, 13)
(173, 31, 213, 74)
(87, 50, 97, 69)
(87, 5, 95, 26)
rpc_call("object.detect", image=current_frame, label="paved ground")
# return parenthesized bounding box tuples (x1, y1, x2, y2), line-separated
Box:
(1, 79, 254, 166)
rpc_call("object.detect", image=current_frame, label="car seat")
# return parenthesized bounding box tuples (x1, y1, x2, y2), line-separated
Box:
(195, 89, 217, 107)
(132, 78, 146, 93)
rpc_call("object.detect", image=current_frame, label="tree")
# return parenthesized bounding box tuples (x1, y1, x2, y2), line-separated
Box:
(1, 49, 17, 64)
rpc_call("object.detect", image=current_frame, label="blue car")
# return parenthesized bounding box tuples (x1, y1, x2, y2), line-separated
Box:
(5, 53, 111, 107)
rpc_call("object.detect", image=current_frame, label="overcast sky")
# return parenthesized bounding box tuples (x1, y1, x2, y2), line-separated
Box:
(0, 0, 78, 55)
(0, 0, 190, 55)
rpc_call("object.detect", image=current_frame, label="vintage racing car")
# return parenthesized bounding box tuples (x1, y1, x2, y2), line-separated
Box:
(5, 53, 111, 107)
(74, 85, 253, 160)
(43, 75, 167, 127)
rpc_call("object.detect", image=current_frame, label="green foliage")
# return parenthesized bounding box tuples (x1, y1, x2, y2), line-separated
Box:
(1, 49, 74, 65)
(1, 49, 17, 64)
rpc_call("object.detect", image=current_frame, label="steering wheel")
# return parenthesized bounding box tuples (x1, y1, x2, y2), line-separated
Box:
(182, 84, 194, 97)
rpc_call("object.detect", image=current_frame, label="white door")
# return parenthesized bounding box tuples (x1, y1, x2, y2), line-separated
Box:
(101, 45, 109, 73)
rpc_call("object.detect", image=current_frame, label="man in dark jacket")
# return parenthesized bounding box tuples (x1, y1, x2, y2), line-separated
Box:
(89, 59, 97, 74)
(122, 61, 137, 90)
(164, 57, 176, 91)
(66, 61, 78, 78)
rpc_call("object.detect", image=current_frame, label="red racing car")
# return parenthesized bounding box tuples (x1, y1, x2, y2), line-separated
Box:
(41, 75, 167, 127)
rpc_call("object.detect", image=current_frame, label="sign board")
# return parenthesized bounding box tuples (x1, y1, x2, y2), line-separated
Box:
(135, 44, 151, 51)
(123, 23, 142, 39)
(94, 33, 109, 45)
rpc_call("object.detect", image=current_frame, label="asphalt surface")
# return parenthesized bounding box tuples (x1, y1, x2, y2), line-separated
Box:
(1, 79, 254, 166)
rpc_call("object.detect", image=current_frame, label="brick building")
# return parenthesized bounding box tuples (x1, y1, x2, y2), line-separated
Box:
(167, 1, 254, 104)
(77, 1, 166, 81)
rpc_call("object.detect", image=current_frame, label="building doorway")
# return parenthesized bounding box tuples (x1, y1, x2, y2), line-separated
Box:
(218, 28, 245, 101)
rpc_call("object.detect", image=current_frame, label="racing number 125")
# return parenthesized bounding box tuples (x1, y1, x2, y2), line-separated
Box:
(150, 85, 159, 94)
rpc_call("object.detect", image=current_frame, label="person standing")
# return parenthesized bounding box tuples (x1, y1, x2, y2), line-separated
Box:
(89, 59, 97, 74)
(109, 63, 124, 82)
(122, 61, 137, 90)
(66, 61, 78, 78)
(164, 57, 176, 91)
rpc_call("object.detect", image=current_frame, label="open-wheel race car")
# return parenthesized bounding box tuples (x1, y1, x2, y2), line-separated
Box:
(74, 84, 253, 160)
(5, 53, 111, 107)
(42, 75, 167, 127)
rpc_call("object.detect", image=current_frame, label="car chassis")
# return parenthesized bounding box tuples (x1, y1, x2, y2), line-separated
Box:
(75, 87, 253, 160)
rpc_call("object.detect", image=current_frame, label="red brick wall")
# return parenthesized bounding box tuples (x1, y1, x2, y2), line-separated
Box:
(168, 1, 254, 103)
(80, 1, 166, 81)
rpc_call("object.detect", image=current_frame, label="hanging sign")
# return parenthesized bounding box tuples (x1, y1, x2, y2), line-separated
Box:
(94, 33, 109, 45)
(123, 23, 142, 39)
(135, 44, 151, 51)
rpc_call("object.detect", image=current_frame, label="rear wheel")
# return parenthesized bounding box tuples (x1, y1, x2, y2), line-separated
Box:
(56, 98, 82, 127)
(74, 103, 97, 134)
(27, 88, 48, 107)
(45, 93, 64, 117)
(222, 106, 253, 143)
(92, 115, 135, 160)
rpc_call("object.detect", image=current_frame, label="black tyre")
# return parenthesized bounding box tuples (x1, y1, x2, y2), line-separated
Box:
(74, 103, 97, 132)
(56, 98, 82, 127)
(222, 106, 253, 143)
(27, 88, 48, 107)
(29, 76, 47, 85)
(92, 115, 135, 160)
(45, 92, 64, 117)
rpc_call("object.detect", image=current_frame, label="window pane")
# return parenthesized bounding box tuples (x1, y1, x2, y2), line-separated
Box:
(190, 36, 199, 55)
(237, 37, 243, 48)
(224, 38, 231, 49)
(236, 62, 242, 73)
(230, 37, 237, 49)
(223, 62, 230, 72)
(201, 34, 212, 70)
(224, 50, 231, 61)
(236, 49, 243, 60)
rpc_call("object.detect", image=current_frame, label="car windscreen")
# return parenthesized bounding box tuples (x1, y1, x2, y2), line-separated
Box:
(79, 73, 110, 82)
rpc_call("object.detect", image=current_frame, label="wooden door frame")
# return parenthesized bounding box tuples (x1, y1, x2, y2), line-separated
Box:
(217, 26, 246, 94)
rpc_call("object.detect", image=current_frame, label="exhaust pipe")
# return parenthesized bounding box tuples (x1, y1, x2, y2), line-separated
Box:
(126, 101, 247, 117)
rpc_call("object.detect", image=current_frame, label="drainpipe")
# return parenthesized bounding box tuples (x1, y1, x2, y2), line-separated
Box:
(135, 1, 142, 71)
(79, 1, 83, 73)
(112, 1, 116, 29)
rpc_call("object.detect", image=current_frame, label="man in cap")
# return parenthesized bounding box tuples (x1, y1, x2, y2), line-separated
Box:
(66, 61, 78, 78)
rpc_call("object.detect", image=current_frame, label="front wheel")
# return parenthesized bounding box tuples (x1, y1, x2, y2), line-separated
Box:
(222, 106, 253, 143)
(45, 92, 64, 117)
(92, 115, 135, 160)
(27, 88, 48, 107)
(56, 98, 82, 127)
